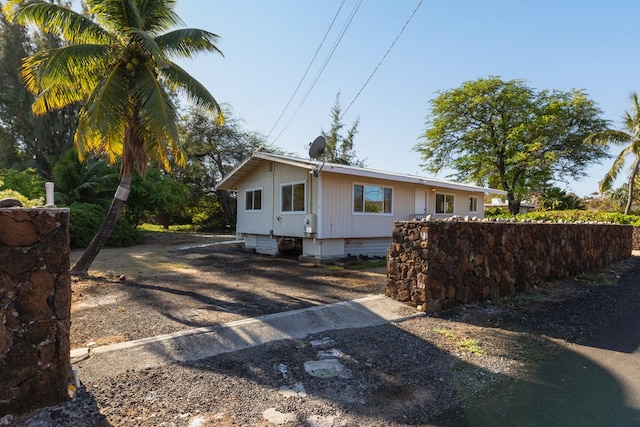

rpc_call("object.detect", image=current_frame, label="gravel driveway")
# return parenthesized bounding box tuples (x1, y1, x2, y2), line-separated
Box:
(5, 233, 640, 426)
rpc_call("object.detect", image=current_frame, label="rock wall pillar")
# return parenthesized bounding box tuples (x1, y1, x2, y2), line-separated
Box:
(0, 208, 71, 415)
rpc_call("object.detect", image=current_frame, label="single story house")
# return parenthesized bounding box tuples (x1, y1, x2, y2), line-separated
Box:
(216, 151, 506, 262)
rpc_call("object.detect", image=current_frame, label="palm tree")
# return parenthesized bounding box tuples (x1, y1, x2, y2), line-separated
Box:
(585, 92, 640, 215)
(4, 0, 223, 275)
(538, 186, 584, 211)
(51, 149, 119, 208)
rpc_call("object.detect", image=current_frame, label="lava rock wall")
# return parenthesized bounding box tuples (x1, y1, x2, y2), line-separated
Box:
(0, 208, 71, 415)
(387, 221, 632, 312)
(633, 227, 640, 251)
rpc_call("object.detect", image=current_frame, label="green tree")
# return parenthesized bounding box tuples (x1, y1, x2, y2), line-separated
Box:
(126, 166, 189, 228)
(584, 92, 640, 215)
(415, 77, 609, 214)
(5, 0, 223, 275)
(0, 167, 45, 199)
(0, 8, 27, 169)
(0, 6, 78, 177)
(179, 106, 271, 226)
(321, 92, 364, 166)
(607, 186, 631, 213)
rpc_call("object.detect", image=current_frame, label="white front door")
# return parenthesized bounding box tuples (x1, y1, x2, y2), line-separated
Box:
(414, 189, 429, 219)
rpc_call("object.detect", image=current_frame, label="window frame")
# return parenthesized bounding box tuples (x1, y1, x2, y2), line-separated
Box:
(469, 196, 479, 213)
(244, 187, 263, 212)
(435, 192, 455, 214)
(280, 181, 306, 213)
(352, 183, 393, 215)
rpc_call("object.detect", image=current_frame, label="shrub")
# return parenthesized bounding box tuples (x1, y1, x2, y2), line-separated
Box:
(0, 188, 43, 207)
(0, 168, 45, 200)
(516, 210, 640, 226)
(69, 203, 141, 248)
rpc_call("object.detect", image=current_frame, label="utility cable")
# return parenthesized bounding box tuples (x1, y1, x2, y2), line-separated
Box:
(342, 0, 424, 118)
(266, 0, 347, 139)
(272, 0, 363, 144)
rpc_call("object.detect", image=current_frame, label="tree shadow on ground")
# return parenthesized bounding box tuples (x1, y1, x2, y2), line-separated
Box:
(76, 319, 640, 426)
(73, 270, 640, 427)
(7, 386, 111, 427)
(65, 241, 640, 425)
(70, 244, 386, 345)
(437, 256, 640, 355)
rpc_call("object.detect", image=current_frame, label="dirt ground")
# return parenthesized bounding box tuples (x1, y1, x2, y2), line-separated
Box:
(69, 232, 388, 348)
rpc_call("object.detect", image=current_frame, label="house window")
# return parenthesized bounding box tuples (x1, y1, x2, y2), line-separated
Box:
(469, 196, 478, 213)
(281, 182, 305, 212)
(435, 193, 454, 214)
(245, 188, 262, 211)
(353, 184, 392, 214)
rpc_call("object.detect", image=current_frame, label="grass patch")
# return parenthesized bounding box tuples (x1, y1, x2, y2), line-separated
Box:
(434, 328, 457, 340)
(457, 338, 485, 355)
(138, 223, 197, 232)
(325, 259, 386, 272)
(348, 259, 387, 270)
(434, 328, 485, 355)
(575, 270, 619, 287)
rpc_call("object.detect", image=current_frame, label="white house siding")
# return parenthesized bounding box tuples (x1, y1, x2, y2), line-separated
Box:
(271, 163, 311, 238)
(244, 234, 257, 249)
(235, 161, 274, 236)
(255, 235, 279, 256)
(236, 161, 312, 239)
(318, 174, 410, 239)
(301, 238, 344, 259)
(421, 189, 485, 219)
(344, 238, 392, 258)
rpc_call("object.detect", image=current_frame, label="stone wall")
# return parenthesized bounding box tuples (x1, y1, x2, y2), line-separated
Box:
(0, 208, 71, 415)
(387, 221, 632, 312)
(633, 227, 640, 251)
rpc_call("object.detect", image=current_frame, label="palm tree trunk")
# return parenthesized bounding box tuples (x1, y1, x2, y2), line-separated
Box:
(70, 175, 132, 276)
(624, 157, 640, 215)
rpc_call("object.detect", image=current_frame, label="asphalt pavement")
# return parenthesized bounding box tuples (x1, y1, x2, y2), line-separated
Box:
(433, 260, 640, 427)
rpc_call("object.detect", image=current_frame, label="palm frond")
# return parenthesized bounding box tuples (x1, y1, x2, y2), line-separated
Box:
(599, 145, 633, 192)
(86, 0, 138, 33)
(155, 28, 223, 58)
(87, 0, 182, 35)
(4, 0, 113, 45)
(21, 44, 110, 99)
(31, 84, 85, 115)
(134, 0, 183, 33)
(584, 129, 632, 146)
(161, 61, 223, 124)
(132, 63, 184, 167)
(75, 66, 132, 160)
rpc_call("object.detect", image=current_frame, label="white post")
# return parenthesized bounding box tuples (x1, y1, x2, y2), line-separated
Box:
(45, 182, 55, 207)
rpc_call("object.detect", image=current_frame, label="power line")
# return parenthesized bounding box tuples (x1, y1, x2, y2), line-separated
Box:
(266, 0, 347, 139)
(272, 0, 364, 144)
(342, 0, 424, 118)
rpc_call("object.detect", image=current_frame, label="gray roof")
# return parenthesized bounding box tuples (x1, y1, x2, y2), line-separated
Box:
(216, 151, 507, 195)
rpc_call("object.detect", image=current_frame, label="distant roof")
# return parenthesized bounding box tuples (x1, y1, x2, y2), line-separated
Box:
(216, 151, 508, 195)
(485, 199, 535, 208)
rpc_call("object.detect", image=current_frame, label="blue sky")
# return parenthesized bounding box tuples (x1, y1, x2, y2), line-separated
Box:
(171, 0, 639, 197)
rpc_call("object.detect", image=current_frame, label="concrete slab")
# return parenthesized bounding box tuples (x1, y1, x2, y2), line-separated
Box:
(73, 295, 421, 380)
